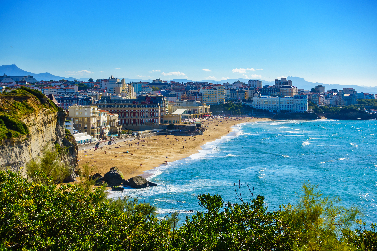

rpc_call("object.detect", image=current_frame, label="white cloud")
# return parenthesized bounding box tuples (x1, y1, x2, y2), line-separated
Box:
(99, 71, 103, 73)
(243, 74, 262, 79)
(205, 76, 217, 80)
(137, 75, 152, 78)
(202, 69, 211, 72)
(150, 70, 161, 73)
(161, 71, 186, 76)
(115, 68, 121, 70)
(65, 70, 93, 76)
(232, 68, 256, 73)
(205, 76, 229, 81)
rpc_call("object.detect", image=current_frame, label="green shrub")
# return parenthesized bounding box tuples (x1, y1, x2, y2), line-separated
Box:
(0, 115, 29, 135)
(27, 148, 70, 184)
(65, 128, 71, 135)
(0, 172, 375, 250)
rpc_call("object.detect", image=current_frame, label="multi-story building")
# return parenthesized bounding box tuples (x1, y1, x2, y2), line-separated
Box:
(167, 100, 211, 119)
(314, 85, 325, 93)
(42, 86, 79, 96)
(102, 77, 136, 98)
(279, 85, 298, 97)
(275, 78, 292, 87)
(68, 105, 121, 139)
(214, 85, 225, 104)
(232, 80, 244, 89)
(96, 95, 167, 130)
(356, 92, 376, 99)
(55, 95, 93, 110)
(248, 80, 262, 88)
(248, 95, 308, 113)
(261, 85, 280, 96)
(68, 105, 101, 138)
(200, 85, 225, 104)
(245, 88, 260, 100)
(200, 87, 218, 104)
(132, 82, 143, 95)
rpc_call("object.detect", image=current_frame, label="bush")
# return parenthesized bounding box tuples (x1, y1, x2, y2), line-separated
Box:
(27, 148, 70, 184)
(65, 128, 71, 135)
(0, 115, 29, 135)
(0, 173, 375, 250)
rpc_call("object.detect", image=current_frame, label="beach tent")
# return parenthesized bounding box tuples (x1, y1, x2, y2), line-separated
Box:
(73, 133, 93, 144)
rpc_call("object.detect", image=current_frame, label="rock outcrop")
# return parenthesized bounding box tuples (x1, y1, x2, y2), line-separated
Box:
(102, 167, 124, 187)
(124, 176, 157, 189)
(0, 88, 77, 177)
(93, 168, 157, 189)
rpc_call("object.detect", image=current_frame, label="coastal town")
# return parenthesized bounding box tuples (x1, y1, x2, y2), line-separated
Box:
(1, 0, 377, 248)
(0, 73, 376, 145)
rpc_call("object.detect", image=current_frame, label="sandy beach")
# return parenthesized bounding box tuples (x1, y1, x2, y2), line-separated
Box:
(78, 117, 271, 179)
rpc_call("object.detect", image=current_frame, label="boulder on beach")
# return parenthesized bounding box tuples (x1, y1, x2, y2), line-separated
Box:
(90, 173, 103, 180)
(103, 167, 124, 187)
(124, 176, 157, 189)
(90, 173, 105, 186)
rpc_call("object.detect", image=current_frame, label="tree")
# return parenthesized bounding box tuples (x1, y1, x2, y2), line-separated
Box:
(88, 78, 94, 82)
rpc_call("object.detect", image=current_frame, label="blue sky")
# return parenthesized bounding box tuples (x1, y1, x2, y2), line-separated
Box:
(0, 0, 377, 86)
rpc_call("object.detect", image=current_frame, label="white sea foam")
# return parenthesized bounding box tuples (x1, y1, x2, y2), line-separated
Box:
(350, 143, 358, 148)
(156, 209, 195, 214)
(285, 130, 302, 134)
(302, 141, 311, 146)
(226, 154, 237, 157)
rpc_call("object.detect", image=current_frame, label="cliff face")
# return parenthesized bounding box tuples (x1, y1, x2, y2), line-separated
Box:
(0, 88, 77, 176)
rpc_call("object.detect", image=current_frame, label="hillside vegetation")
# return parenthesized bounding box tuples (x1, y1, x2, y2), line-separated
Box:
(0, 87, 60, 142)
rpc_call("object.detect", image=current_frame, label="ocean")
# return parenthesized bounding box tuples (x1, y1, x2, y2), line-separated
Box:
(110, 120, 377, 225)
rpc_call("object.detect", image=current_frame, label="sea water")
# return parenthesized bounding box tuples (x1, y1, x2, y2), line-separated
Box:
(110, 120, 377, 225)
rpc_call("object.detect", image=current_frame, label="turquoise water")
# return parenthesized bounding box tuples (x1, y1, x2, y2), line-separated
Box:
(110, 120, 377, 225)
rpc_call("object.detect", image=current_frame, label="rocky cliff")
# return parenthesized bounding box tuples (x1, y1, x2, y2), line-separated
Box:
(0, 87, 77, 176)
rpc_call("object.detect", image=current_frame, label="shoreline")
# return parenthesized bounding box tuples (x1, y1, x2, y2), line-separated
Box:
(139, 122, 246, 179)
(78, 117, 271, 180)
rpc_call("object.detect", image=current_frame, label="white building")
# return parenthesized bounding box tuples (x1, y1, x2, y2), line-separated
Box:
(0, 74, 38, 83)
(248, 95, 308, 112)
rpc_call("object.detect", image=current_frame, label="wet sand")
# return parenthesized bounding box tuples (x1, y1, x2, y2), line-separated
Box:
(78, 117, 271, 180)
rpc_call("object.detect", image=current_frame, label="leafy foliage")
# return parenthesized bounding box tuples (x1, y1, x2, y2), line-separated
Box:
(279, 183, 362, 250)
(0, 171, 376, 250)
(0, 115, 29, 140)
(357, 99, 376, 108)
(27, 149, 70, 184)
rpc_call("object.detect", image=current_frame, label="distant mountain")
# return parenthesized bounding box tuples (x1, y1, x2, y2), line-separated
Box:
(0, 64, 76, 81)
(287, 77, 377, 94)
(202, 77, 376, 94)
(1, 64, 376, 94)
